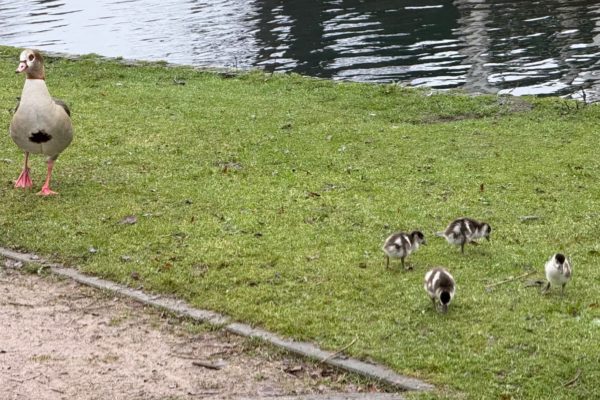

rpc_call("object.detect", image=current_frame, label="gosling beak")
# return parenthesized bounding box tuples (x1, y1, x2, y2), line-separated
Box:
(16, 61, 27, 73)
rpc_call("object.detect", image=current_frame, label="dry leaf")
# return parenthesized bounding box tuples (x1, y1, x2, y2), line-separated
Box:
(119, 215, 138, 225)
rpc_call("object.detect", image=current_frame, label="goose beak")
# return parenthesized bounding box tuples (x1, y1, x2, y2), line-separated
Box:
(16, 61, 27, 73)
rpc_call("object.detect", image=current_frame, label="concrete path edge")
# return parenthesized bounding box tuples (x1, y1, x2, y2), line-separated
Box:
(0, 246, 434, 393)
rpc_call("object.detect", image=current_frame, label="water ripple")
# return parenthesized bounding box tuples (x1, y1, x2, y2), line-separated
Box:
(0, 0, 599, 99)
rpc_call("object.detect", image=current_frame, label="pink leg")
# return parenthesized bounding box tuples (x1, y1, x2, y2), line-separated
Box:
(15, 152, 33, 189)
(37, 159, 58, 196)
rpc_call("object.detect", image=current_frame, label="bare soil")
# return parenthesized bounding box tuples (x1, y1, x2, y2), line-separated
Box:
(0, 263, 381, 400)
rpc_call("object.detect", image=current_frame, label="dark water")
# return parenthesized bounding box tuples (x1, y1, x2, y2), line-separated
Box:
(1, 0, 600, 100)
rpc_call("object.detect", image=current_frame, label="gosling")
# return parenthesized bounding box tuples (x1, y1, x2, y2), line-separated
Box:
(424, 267, 455, 313)
(382, 230, 426, 270)
(437, 217, 491, 253)
(543, 253, 572, 295)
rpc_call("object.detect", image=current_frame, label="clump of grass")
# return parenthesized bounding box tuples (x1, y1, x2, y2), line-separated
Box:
(1, 45, 599, 399)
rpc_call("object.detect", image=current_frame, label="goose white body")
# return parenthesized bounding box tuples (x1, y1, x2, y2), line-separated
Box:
(10, 79, 72, 158)
(9, 49, 73, 195)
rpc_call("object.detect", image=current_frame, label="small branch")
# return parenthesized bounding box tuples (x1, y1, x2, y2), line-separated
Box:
(562, 369, 582, 387)
(485, 271, 536, 291)
(74, 298, 110, 313)
(26, 373, 43, 382)
(6, 301, 34, 308)
(524, 279, 546, 288)
(320, 337, 358, 363)
(81, 305, 111, 313)
(193, 390, 221, 397)
(6, 373, 42, 384)
(170, 352, 196, 360)
(192, 360, 226, 370)
(519, 215, 540, 222)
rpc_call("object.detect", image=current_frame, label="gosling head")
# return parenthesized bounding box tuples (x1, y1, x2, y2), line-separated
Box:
(410, 230, 426, 246)
(554, 253, 566, 273)
(439, 290, 452, 313)
(481, 222, 492, 241)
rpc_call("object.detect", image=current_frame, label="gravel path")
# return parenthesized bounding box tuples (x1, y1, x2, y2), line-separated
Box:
(0, 264, 388, 400)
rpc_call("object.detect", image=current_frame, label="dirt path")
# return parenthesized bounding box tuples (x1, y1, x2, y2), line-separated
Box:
(0, 264, 384, 400)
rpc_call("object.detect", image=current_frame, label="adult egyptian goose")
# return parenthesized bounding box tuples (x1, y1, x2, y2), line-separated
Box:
(10, 49, 73, 196)
(436, 217, 491, 253)
(382, 230, 426, 270)
(424, 267, 455, 313)
(543, 253, 572, 296)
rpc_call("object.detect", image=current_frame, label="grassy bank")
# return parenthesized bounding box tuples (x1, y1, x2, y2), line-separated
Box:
(1, 45, 599, 399)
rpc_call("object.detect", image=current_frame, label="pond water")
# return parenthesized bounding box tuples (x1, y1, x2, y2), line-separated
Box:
(1, 0, 600, 100)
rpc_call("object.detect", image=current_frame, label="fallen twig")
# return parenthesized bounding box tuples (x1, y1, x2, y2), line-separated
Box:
(76, 298, 102, 309)
(485, 271, 536, 291)
(520, 215, 540, 222)
(193, 390, 221, 397)
(192, 360, 226, 370)
(524, 279, 546, 288)
(173, 351, 233, 360)
(81, 305, 111, 313)
(6, 373, 42, 384)
(6, 301, 35, 308)
(562, 369, 582, 387)
(320, 337, 358, 363)
(170, 352, 196, 360)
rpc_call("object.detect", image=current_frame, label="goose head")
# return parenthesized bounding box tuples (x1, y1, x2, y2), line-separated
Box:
(16, 49, 45, 79)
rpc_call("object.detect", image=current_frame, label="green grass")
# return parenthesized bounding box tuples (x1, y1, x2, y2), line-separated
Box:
(1, 45, 599, 399)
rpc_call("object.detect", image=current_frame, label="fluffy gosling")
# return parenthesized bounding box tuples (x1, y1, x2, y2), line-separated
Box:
(543, 253, 572, 295)
(424, 267, 455, 313)
(382, 230, 426, 270)
(437, 217, 491, 253)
